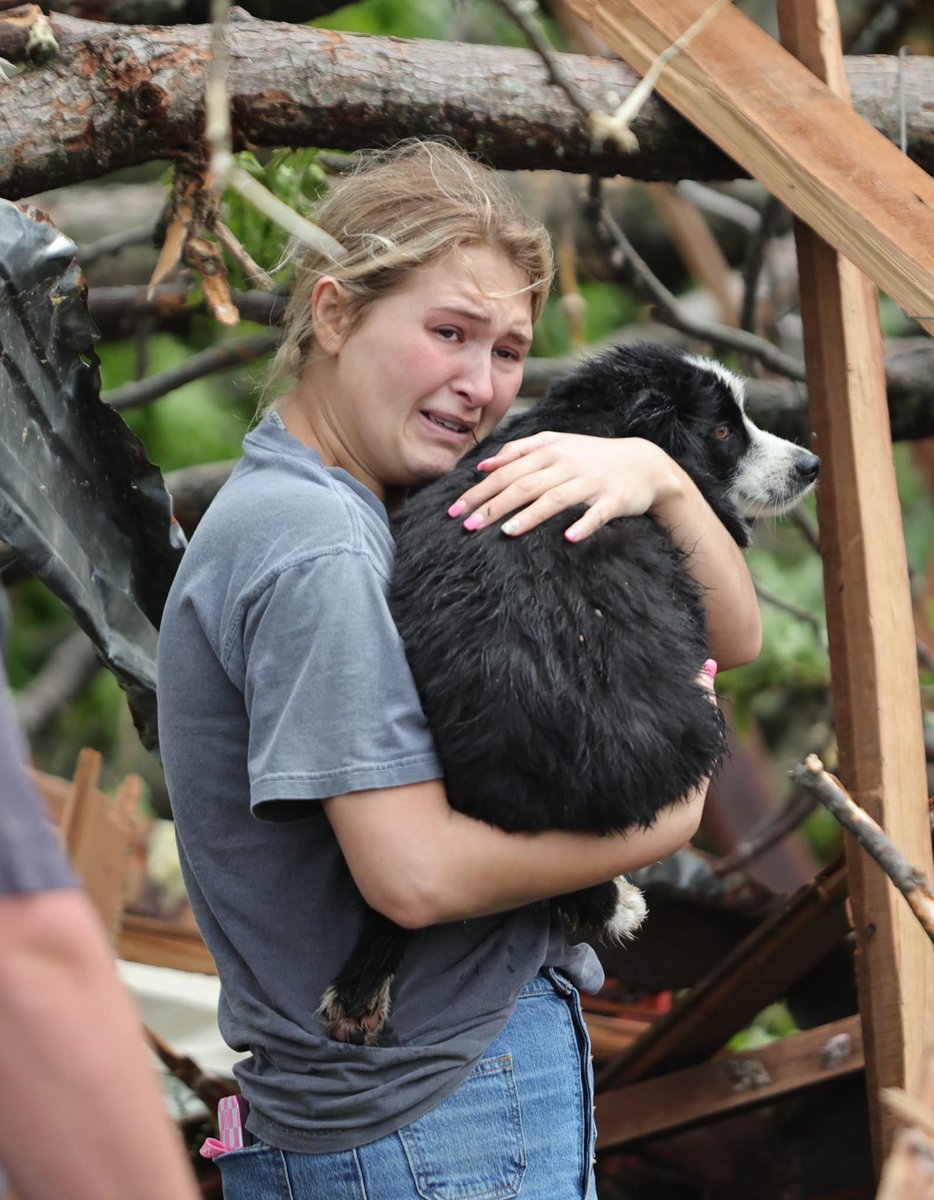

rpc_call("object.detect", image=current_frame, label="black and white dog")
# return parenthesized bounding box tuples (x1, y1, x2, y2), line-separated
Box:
(319, 342, 819, 1044)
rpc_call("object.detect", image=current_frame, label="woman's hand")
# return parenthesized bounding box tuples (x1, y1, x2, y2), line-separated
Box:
(447, 431, 682, 542)
(447, 432, 760, 668)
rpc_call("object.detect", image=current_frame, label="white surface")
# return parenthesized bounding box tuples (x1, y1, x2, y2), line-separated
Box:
(118, 959, 245, 1079)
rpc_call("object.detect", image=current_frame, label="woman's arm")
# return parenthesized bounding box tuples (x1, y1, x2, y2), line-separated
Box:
(0, 889, 201, 1200)
(324, 771, 708, 929)
(448, 432, 761, 670)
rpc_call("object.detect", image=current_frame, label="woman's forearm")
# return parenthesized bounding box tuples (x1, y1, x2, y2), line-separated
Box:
(325, 777, 707, 928)
(0, 890, 201, 1200)
(650, 459, 762, 670)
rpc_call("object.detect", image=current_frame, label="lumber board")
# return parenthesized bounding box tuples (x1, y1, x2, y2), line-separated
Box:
(776, 0, 934, 1166)
(596, 1015, 863, 1149)
(564, 0, 934, 338)
(118, 914, 218, 976)
(596, 864, 849, 1088)
(58, 749, 138, 942)
(876, 1045, 934, 1198)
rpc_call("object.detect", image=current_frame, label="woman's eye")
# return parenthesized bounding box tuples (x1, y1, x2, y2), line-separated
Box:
(713, 424, 733, 441)
(435, 327, 460, 341)
(494, 347, 519, 362)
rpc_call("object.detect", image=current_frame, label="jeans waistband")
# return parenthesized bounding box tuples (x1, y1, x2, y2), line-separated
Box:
(518, 968, 575, 997)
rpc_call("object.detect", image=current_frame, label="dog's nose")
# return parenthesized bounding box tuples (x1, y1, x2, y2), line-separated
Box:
(796, 452, 820, 483)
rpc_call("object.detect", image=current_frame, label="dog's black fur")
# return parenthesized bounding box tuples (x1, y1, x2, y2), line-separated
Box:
(318, 343, 819, 1044)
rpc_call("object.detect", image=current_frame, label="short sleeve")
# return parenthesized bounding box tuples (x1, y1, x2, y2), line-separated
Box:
(0, 686, 76, 894)
(237, 550, 442, 813)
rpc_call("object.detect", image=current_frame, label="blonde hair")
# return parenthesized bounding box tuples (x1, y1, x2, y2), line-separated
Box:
(265, 140, 554, 403)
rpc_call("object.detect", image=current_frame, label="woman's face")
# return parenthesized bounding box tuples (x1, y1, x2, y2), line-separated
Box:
(308, 244, 535, 497)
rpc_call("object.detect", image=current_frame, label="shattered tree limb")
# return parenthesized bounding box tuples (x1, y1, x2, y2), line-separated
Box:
(0, 11, 932, 198)
(790, 757, 934, 945)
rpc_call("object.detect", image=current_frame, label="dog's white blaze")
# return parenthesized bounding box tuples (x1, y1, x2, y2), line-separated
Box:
(684, 353, 747, 410)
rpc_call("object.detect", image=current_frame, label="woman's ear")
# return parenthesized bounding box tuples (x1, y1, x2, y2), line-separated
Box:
(310, 277, 351, 354)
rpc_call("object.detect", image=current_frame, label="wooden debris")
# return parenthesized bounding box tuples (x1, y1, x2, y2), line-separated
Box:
(118, 914, 218, 976)
(877, 1051, 934, 1198)
(595, 862, 850, 1089)
(565, 0, 934, 336)
(792, 757, 934, 944)
(776, 0, 934, 1163)
(597, 1015, 863, 1149)
(145, 1027, 233, 1112)
(40, 749, 140, 943)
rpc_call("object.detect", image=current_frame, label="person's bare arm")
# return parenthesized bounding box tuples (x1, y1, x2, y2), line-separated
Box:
(448, 432, 761, 670)
(324, 774, 707, 929)
(0, 888, 201, 1200)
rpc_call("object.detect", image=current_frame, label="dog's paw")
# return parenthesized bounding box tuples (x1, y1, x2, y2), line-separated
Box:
(602, 878, 648, 943)
(317, 978, 393, 1047)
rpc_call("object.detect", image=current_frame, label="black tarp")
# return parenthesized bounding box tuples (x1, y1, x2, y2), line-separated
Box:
(0, 199, 185, 751)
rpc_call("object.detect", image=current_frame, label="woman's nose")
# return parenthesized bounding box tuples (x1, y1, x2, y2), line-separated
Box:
(457, 350, 495, 407)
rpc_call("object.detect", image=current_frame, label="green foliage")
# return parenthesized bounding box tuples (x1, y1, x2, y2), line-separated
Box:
(5, 582, 72, 690)
(531, 283, 643, 359)
(895, 441, 934, 580)
(221, 149, 329, 289)
(311, 0, 564, 47)
(313, 0, 455, 38)
(727, 1001, 797, 1052)
(98, 333, 261, 473)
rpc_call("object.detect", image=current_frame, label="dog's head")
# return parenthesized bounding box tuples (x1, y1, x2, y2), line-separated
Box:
(536, 343, 819, 542)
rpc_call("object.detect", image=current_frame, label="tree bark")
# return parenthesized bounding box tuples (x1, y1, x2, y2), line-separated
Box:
(1, 11, 931, 199)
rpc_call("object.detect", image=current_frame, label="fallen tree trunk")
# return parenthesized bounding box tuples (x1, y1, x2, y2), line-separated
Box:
(0, 11, 931, 198)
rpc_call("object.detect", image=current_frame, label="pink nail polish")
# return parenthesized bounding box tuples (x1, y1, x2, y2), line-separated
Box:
(702, 658, 718, 678)
(447, 500, 467, 518)
(463, 513, 485, 531)
(564, 529, 580, 543)
(476, 460, 491, 472)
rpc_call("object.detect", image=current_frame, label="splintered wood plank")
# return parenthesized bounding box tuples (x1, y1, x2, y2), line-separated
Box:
(775, 0, 934, 1166)
(596, 864, 849, 1088)
(58, 749, 139, 943)
(597, 1015, 863, 1149)
(564, 0, 934, 337)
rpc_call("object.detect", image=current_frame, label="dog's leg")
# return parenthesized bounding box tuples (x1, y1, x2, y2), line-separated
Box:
(318, 910, 410, 1046)
(555, 879, 648, 943)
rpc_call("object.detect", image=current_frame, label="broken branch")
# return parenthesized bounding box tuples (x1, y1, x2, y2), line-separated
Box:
(588, 178, 807, 379)
(790, 756, 934, 944)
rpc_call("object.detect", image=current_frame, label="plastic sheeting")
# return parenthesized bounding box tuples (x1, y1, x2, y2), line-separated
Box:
(0, 200, 185, 751)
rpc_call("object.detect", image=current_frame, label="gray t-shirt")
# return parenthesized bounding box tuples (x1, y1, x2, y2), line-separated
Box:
(157, 414, 601, 1153)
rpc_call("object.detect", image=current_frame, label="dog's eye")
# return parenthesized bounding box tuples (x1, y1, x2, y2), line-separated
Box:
(713, 425, 733, 441)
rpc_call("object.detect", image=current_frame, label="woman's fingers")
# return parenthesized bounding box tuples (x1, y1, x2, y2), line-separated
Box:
(449, 449, 557, 519)
(451, 463, 573, 531)
(474, 431, 561, 474)
(445, 432, 673, 539)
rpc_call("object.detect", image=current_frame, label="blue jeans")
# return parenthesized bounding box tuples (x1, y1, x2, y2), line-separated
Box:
(216, 970, 598, 1199)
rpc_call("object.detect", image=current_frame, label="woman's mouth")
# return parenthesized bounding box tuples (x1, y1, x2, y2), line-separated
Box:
(420, 411, 474, 441)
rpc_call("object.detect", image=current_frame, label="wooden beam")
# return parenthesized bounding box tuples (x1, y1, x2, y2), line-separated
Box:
(563, 0, 934, 337)
(117, 914, 218, 976)
(596, 863, 849, 1087)
(597, 1015, 863, 1149)
(56, 749, 139, 943)
(774, 0, 934, 1168)
(877, 1046, 934, 1198)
